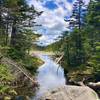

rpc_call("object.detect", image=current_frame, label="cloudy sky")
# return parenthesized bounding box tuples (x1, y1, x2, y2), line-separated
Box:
(28, 0, 90, 46)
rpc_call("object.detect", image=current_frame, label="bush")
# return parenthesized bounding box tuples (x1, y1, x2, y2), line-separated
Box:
(0, 64, 14, 81)
(20, 55, 43, 75)
(7, 47, 25, 60)
(0, 64, 14, 95)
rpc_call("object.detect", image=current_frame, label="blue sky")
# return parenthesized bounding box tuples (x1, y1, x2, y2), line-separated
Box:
(29, 0, 90, 46)
(44, 1, 58, 9)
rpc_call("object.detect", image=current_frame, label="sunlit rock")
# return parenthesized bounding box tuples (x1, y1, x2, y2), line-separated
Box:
(40, 85, 99, 100)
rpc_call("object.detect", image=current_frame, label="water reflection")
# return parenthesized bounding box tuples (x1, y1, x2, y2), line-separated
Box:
(34, 54, 66, 99)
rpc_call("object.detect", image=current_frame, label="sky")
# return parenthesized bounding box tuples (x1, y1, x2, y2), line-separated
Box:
(28, 0, 90, 46)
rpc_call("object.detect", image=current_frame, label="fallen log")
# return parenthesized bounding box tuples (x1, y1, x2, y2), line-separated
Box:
(88, 82, 100, 90)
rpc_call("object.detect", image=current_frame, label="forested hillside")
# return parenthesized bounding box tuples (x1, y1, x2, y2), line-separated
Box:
(0, 0, 43, 98)
(51, 0, 100, 86)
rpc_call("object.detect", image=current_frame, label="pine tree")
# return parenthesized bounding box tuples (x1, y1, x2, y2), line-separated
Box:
(65, 0, 87, 65)
(86, 0, 100, 79)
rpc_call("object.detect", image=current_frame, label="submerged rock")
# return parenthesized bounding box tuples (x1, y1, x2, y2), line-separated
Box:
(40, 85, 99, 100)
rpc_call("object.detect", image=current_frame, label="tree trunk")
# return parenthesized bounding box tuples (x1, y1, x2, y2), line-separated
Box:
(10, 20, 17, 46)
(5, 21, 9, 45)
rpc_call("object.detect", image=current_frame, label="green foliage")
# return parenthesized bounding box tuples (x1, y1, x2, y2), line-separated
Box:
(0, 85, 9, 94)
(45, 40, 63, 52)
(7, 47, 25, 59)
(0, 64, 14, 81)
(0, 0, 41, 58)
(7, 30, 39, 60)
(22, 56, 38, 74)
(64, 0, 87, 66)
(0, 0, 42, 96)
(19, 55, 43, 75)
(54, 0, 100, 82)
(0, 64, 14, 94)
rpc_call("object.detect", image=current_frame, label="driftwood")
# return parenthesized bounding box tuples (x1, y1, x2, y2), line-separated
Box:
(56, 53, 64, 64)
(67, 80, 85, 86)
(88, 82, 100, 90)
(67, 78, 100, 90)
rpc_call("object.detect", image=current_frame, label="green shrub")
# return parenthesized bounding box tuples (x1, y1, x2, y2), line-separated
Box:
(0, 64, 14, 81)
(0, 64, 14, 94)
(7, 47, 25, 60)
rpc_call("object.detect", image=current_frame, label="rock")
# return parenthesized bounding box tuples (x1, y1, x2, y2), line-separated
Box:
(40, 85, 99, 100)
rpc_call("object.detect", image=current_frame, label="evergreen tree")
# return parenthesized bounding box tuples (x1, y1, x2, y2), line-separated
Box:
(64, 0, 87, 66)
(86, 0, 100, 80)
(0, 0, 42, 59)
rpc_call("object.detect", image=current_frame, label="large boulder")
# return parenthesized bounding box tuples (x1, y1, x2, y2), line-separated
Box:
(40, 85, 99, 100)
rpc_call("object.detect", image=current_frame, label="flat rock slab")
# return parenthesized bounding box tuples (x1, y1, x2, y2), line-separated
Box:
(40, 85, 99, 100)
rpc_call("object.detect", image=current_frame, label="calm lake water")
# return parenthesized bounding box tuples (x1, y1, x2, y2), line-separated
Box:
(33, 54, 66, 99)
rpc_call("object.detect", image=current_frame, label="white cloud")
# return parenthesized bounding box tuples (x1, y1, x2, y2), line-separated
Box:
(83, 0, 90, 5)
(29, 0, 90, 46)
